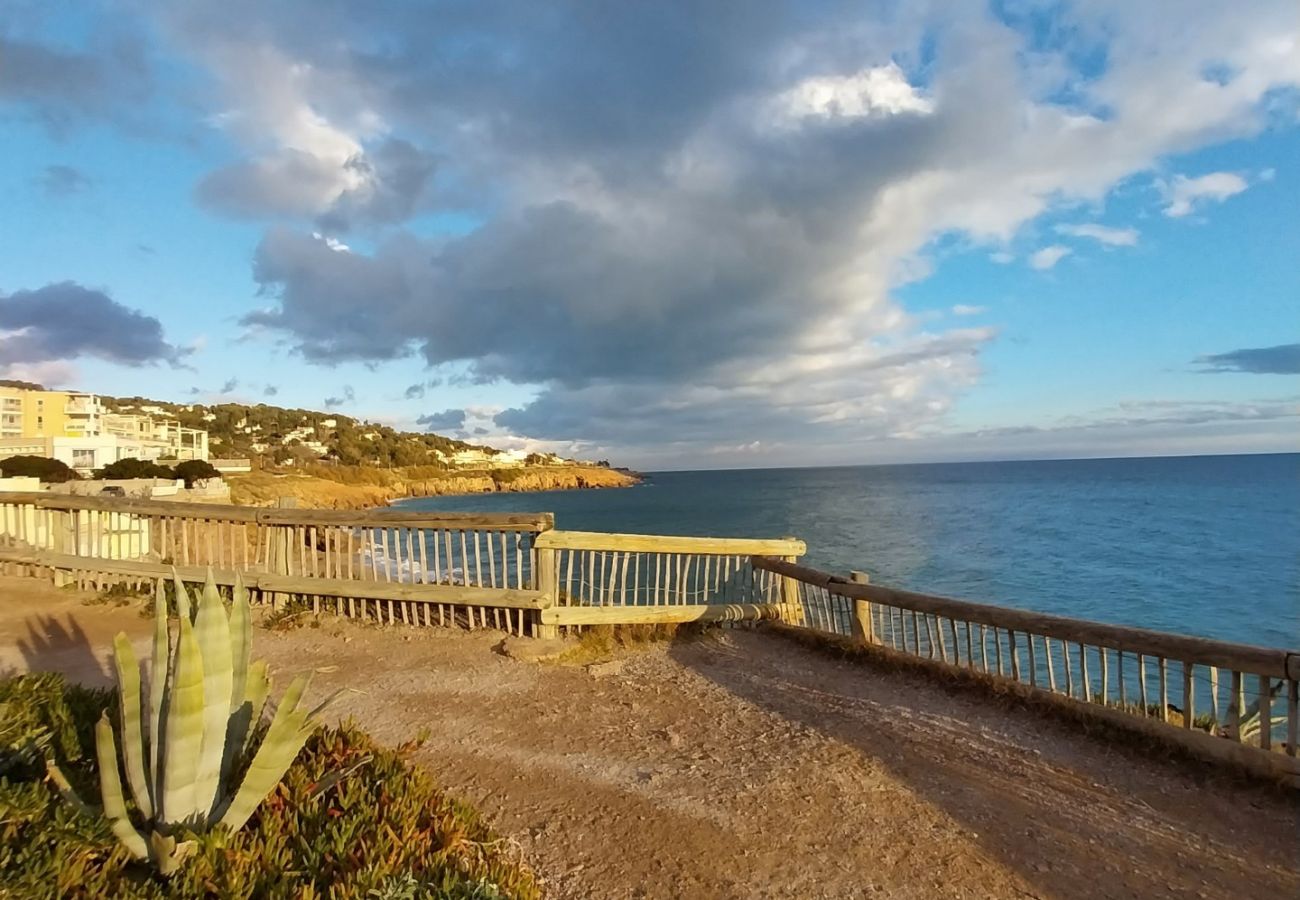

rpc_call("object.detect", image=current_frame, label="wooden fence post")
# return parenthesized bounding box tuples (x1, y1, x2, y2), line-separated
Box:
(534, 544, 559, 640)
(779, 539, 804, 626)
(849, 570, 874, 645)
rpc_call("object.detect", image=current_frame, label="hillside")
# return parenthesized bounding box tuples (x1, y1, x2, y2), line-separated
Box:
(102, 395, 489, 467)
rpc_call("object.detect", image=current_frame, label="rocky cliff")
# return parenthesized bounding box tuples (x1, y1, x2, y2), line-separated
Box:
(227, 464, 640, 509)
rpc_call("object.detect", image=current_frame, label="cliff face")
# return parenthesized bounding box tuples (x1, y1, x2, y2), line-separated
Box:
(228, 465, 640, 509)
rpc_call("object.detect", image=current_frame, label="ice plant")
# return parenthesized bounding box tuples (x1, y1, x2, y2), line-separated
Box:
(50, 571, 333, 873)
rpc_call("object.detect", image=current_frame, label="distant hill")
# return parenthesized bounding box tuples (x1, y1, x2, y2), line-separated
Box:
(101, 395, 496, 468)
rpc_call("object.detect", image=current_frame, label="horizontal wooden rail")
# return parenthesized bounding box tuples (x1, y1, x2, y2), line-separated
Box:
(535, 530, 805, 556)
(0, 493, 553, 531)
(543, 603, 784, 626)
(753, 556, 1298, 680)
(0, 548, 549, 609)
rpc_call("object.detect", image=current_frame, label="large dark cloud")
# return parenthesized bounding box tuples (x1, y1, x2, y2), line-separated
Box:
(0, 282, 185, 368)
(1195, 344, 1300, 375)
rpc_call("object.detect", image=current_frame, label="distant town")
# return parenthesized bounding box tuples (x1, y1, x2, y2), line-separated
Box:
(0, 381, 584, 478)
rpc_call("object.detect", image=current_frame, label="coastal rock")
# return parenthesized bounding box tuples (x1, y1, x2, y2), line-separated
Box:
(584, 659, 625, 679)
(500, 636, 575, 663)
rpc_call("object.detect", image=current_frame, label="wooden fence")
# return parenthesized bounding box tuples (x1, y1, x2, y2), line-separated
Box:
(752, 556, 1300, 785)
(0, 494, 805, 639)
(533, 530, 805, 628)
(0, 493, 554, 636)
(3, 491, 1294, 783)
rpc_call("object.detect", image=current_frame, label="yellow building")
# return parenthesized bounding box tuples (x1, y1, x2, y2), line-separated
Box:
(0, 386, 102, 439)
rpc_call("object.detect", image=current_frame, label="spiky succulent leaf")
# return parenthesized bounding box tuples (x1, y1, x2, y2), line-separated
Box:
(229, 573, 251, 711)
(216, 675, 317, 832)
(45, 759, 91, 815)
(159, 615, 205, 828)
(191, 569, 233, 822)
(239, 660, 271, 757)
(149, 579, 168, 799)
(171, 568, 191, 622)
(111, 633, 153, 819)
(222, 579, 254, 785)
(94, 714, 149, 860)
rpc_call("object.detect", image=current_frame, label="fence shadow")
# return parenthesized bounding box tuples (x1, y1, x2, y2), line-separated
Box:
(668, 627, 1299, 900)
(13, 613, 115, 687)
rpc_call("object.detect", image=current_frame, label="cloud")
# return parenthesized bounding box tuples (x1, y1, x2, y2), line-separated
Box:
(0, 34, 152, 133)
(403, 382, 428, 400)
(149, 1, 1300, 463)
(950, 304, 986, 317)
(37, 165, 92, 196)
(219, 377, 239, 393)
(1195, 343, 1300, 375)
(416, 408, 467, 432)
(0, 282, 186, 371)
(1161, 172, 1249, 218)
(263, 384, 279, 396)
(195, 139, 438, 230)
(1029, 245, 1072, 270)
(1055, 223, 1139, 246)
(323, 385, 356, 409)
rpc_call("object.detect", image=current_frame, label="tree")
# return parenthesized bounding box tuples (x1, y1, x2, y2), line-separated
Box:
(96, 458, 176, 480)
(174, 459, 222, 487)
(0, 455, 77, 482)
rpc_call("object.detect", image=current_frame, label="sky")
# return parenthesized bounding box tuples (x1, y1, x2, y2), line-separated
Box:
(0, 0, 1297, 470)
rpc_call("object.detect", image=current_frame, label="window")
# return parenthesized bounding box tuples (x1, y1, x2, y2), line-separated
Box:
(71, 449, 95, 468)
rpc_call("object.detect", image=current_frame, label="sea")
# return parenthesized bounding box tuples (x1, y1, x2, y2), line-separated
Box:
(397, 453, 1299, 650)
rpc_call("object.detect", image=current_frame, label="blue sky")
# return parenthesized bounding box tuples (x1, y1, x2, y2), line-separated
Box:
(1, 1, 1296, 469)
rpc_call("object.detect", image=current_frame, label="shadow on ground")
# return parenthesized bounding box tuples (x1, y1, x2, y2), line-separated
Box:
(669, 627, 1299, 900)
(10, 613, 115, 687)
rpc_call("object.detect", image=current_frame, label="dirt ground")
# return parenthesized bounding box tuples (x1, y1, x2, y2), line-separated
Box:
(2, 575, 1296, 900)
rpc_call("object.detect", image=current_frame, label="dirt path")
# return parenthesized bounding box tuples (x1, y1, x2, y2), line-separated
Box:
(2, 576, 1296, 899)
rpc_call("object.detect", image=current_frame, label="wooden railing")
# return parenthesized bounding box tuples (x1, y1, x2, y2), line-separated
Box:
(533, 530, 805, 629)
(0, 493, 554, 636)
(752, 556, 1300, 785)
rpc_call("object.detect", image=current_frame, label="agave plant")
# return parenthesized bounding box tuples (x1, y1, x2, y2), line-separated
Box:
(50, 571, 333, 873)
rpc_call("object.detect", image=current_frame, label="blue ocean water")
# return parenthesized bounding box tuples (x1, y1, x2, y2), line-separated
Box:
(398, 454, 1299, 649)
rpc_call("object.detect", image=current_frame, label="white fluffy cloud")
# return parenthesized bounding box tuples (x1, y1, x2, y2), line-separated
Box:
(1029, 245, 1073, 270)
(1161, 172, 1250, 217)
(1055, 223, 1140, 246)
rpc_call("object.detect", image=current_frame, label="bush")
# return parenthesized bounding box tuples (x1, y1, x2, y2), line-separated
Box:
(94, 458, 176, 480)
(0, 674, 539, 899)
(172, 459, 221, 487)
(0, 455, 77, 483)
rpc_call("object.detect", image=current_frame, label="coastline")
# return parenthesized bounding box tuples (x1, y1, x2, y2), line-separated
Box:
(226, 464, 641, 509)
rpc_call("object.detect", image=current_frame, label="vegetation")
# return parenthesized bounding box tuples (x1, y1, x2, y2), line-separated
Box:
(0, 675, 539, 898)
(101, 396, 488, 469)
(92, 457, 223, 486)
(0, 454, 77, 483)
(48, 573, 335, 873)
(172, 459, 221, 488)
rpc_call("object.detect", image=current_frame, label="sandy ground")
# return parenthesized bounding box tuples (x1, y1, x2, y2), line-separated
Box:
(2, 575, 1296, 900)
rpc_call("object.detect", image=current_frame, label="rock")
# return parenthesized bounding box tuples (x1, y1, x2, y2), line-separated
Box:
(584, 658, 626, 678)
(499, 636, 574, 662)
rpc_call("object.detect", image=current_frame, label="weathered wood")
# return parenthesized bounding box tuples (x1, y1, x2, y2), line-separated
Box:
(535, 530, 805, 556)
(848, 570, 873, 645)
(544, 603, 784, 626)
(0, 548, 550, 609)
(752, 556, 1299, 680)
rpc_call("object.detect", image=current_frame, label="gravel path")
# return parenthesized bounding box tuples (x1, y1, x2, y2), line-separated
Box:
(3, 576, 1296, 899)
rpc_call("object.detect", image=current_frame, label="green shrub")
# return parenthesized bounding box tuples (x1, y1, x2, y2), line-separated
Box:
(0, 675, 539, 899)
(94, 458, 176, 480)
(172, 459, 221, 487)
(0, 454, 77, 483)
